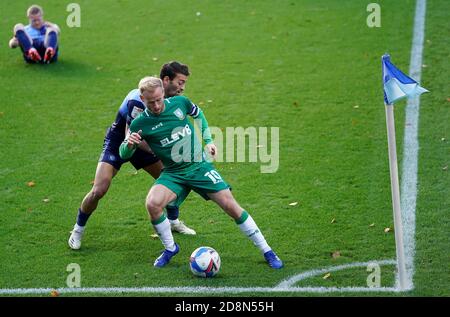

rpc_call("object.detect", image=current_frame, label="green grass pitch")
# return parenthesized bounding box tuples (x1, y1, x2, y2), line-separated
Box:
(0, 0, 448, 297)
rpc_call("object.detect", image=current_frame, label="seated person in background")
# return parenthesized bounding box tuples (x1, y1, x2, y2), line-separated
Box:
(9, 4, 60, 64)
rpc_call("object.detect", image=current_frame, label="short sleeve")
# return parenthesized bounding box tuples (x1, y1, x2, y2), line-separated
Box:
(126, 100, 145, 126)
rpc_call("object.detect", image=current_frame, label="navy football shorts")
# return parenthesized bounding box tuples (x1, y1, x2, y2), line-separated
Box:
(99, 140, 160, 171)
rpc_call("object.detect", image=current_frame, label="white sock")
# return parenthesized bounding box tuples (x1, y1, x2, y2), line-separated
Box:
(153, 216, 176, 251)
(237, 211, 271, 254)
(169, 219, 180, 225)
(74, 224, 85, 232)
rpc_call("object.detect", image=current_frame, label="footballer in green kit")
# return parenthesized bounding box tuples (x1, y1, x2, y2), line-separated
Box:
(120, 76, 283, 269)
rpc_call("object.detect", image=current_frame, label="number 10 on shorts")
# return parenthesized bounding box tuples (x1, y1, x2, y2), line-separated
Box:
(204, 170, 223, 184)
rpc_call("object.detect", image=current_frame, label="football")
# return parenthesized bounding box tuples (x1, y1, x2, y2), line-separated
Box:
(189, 246, 221, 277)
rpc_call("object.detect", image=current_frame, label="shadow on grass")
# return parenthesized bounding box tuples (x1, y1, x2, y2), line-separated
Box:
(33, 58, 97, 78)
(7, 57, 98, 81)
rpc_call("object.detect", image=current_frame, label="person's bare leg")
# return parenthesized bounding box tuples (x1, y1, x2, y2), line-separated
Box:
(142, 160, 163, 179)
(145, 184, 180, 267)
(143, 161, 196, 235)
(81, 162, 117, 213)
(69, 163, 117, 250)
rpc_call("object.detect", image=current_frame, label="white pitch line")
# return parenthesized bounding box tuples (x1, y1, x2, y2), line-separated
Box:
(0, 259, 398, 295)
(276, 259, 397, 288)
(398, 0, 427, 291)
(0, 286, 398, 295)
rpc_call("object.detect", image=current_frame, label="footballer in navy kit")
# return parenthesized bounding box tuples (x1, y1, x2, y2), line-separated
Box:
(99, 88, 155, 171)
(68, 62, 196, 251)
(8, 5, 59, 64)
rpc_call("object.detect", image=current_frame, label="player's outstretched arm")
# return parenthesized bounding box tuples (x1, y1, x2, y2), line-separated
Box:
(119, 130, 142, 160)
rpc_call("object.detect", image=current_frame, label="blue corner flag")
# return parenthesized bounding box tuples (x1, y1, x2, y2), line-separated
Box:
(382, 54, 428, 105)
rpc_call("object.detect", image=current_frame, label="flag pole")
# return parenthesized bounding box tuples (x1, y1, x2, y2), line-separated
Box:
(384, 103, 408, 290)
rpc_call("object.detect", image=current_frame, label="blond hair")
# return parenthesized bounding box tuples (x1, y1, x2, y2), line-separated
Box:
(27, 4, 43, 16)
(138, 76, 164, 94)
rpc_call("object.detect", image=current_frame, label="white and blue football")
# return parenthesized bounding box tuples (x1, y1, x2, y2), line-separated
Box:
(189, 246, 221, 277)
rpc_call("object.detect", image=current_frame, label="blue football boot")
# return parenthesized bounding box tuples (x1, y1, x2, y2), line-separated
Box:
(154, 243, 180, 267)
(264, 250, 284, 269)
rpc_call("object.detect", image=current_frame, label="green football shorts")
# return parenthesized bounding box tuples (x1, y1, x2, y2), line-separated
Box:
(155, 162, 231, 206)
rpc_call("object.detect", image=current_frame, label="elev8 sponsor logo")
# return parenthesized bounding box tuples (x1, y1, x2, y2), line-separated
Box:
(160, 124, 192, 147)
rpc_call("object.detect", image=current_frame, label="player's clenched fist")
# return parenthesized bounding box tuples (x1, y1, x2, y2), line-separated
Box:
(126, 130, 142, 149)
(205, 143, 217, 159)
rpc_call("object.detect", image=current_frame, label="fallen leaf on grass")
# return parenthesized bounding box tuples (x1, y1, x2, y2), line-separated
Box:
(289, 202, 298, 206)
(384, 227, 391, 233)
(50, 290, 59, 297)
(323, 273, 331, 280)
(331, 251, 341, 259)
(369, 223, 375, 227)
(331, 218, 336, 224)
(42, 198, 50, 203)
(150, 233, 159, 239)
(27, 181, 35, 187)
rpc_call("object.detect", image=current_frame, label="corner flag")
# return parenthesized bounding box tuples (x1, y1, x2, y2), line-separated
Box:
(382, 54, 428, 290)
(382, 54, 428, 105)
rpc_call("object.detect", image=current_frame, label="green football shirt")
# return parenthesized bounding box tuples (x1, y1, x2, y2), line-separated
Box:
(122, 96, 208, 172)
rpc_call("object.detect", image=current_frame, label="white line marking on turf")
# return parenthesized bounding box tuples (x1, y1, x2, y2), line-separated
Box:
(0, 286, 399, 295)
(398, 0, 427, 291)
(276, 259, 396, 288)
(0, 259, 397, 295)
